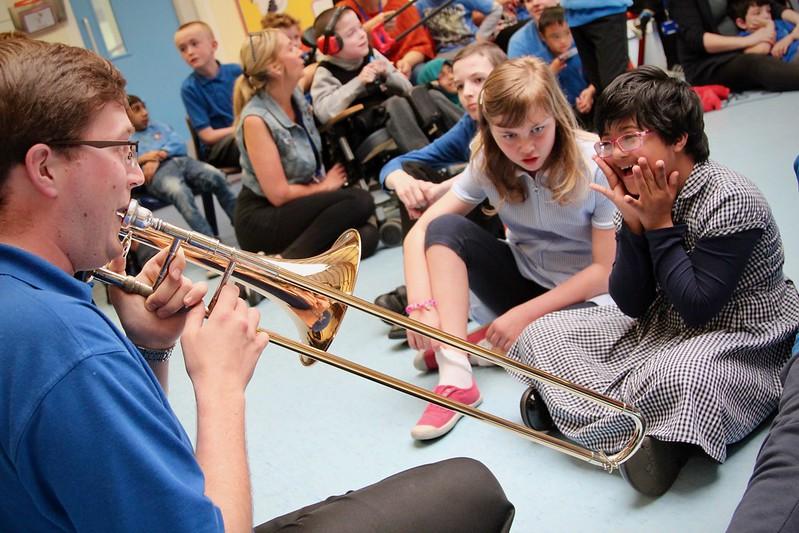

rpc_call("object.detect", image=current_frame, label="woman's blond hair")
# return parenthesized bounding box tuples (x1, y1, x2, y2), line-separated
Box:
(233, 29, 283, 126)
(473, 56, 592, 205)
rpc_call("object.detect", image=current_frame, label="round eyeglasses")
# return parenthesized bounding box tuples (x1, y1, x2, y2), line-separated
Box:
(49, 140, 139, 168)
(593, 130, 651, 158)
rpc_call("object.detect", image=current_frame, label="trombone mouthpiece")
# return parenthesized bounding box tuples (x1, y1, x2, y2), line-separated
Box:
(119, 199, 155, 229)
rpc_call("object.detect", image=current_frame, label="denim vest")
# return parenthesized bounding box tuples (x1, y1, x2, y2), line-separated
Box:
(236, 88, 323, 198)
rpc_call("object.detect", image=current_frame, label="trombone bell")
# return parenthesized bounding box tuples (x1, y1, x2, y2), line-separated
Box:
(119, 199, 361, 365)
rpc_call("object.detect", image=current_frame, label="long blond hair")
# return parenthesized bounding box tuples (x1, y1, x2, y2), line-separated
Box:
(233, 29, 283, 126)
(473, 56, 592, 205)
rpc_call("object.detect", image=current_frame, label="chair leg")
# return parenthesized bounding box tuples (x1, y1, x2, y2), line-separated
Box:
(201, 192, 218, 236)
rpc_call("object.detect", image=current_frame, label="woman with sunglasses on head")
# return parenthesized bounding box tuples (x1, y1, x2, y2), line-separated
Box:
(232, 29, 379, 260)
(508, 66, 799, 498)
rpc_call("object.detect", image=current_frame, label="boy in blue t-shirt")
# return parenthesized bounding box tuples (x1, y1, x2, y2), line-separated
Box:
(538, 6, 595, 121)
(730, 0, 799, 63)
(128, 95, 236, 236)
(174, 21, 242, 168)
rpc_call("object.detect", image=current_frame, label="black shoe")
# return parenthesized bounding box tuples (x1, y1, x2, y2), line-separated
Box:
(519, 386, 554, 431)
(388, 324, 407, 341)
(619, 437, 692, 497)
(374, 285, 407, 324)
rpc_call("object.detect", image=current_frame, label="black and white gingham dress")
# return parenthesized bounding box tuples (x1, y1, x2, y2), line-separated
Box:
(508, 161, 799, 462)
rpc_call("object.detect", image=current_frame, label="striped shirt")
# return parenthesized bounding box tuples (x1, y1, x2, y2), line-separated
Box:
(452, 137, 616, 288)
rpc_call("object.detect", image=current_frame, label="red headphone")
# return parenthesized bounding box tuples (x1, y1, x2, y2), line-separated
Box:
(316, 7, 346, 55)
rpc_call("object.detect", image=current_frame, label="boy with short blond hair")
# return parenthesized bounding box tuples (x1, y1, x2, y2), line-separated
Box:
(174, 21, 242, 168)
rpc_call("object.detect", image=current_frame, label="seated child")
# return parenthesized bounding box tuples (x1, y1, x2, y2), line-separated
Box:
(508, 66, 799, 497)
(174, 21, 242, 169)
(336, 0, 436, 80)
(311, 7, 459, 153)
(537, 6, 596, 126)
(261, 12, 318, 92)
(507, 0, 559, 59)
(730, 0, 799, 62)
(416, 58, 461, 107)
(128, 95, 237, 236)
(415, 0, 504, 57)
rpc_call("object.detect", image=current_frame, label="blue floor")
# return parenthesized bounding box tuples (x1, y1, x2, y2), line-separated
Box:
(109, 90, 799, 532)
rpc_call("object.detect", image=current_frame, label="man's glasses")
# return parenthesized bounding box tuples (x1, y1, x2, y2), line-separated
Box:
(593, 130, 651, 158)
(49, 140, 139, 168)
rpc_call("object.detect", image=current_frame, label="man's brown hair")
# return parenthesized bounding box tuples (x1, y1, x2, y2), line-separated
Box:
(0, 38, 127, 207)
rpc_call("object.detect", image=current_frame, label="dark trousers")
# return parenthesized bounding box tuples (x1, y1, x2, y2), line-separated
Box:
(254, 458, 515, 533)
(571, 12, 630, 92)
(698, 53, 799, 93)
(425, 214, 548, 316)
(204, 134, 240, 169)
(234, 186, 378, 259)
(727, 354, 799, 533)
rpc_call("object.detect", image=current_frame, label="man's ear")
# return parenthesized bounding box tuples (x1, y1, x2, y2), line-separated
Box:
(24, 144, 60, 199)
(211, 39, 219, 52)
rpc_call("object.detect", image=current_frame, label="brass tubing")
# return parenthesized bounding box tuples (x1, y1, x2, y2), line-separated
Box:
(93, 266, 640, 471)
(97, 200, 647, 471)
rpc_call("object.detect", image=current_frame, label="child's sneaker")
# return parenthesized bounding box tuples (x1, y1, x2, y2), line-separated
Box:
(411, 380, 483, 440)
(412, 326, 496, 372)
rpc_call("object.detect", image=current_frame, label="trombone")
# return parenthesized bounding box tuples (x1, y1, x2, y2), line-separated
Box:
(93, 200, 646, 473)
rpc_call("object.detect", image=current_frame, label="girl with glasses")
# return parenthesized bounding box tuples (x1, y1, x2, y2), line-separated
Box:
(402, 56, 617, 441)
(509, 65, 799, 497)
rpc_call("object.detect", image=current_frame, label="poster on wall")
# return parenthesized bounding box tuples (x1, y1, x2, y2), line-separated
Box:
(9, 0, 67, 35)
(237, 0, 321, 33)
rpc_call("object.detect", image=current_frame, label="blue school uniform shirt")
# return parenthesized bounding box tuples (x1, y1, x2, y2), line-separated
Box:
(130, 120, 188, 159)
(739, 20, 799, 63)
(181, 62, 242, 144)
(0, 244, 223, 532)
(508, 28, 588, 106)
(452, 137, 617, 288)
(415, 0, 496, 53)
(379, 114, 476, 188)
(507, 20, 547, 59)
(561, 0, 632, 28)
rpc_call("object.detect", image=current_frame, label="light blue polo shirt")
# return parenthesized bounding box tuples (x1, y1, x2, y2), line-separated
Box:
(452, 137, 616, 288)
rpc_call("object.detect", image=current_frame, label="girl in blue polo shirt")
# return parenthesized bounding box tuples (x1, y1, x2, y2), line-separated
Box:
(402, 56, 616, 441)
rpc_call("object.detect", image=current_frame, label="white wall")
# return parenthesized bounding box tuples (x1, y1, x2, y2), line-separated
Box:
(190, 0, 245, 64)
(2, 0, 245, 64)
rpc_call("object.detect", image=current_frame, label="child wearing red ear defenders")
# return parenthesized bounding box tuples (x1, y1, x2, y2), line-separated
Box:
(310, 6, 456, 153)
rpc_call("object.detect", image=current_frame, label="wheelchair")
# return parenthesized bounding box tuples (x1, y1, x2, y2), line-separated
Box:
(317, 85, 459, 247)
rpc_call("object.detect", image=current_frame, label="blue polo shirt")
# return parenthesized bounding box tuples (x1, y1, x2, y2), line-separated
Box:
(181, 62, 242, 134)
(739, 20, 799, 63)
(131, 120, 188, 159)
(0, 244, 223, 532)
(507, 20, 547, 60)
(379, 113, 476, 188)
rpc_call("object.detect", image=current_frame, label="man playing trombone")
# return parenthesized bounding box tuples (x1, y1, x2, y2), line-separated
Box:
(0, 35, 514, 532)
